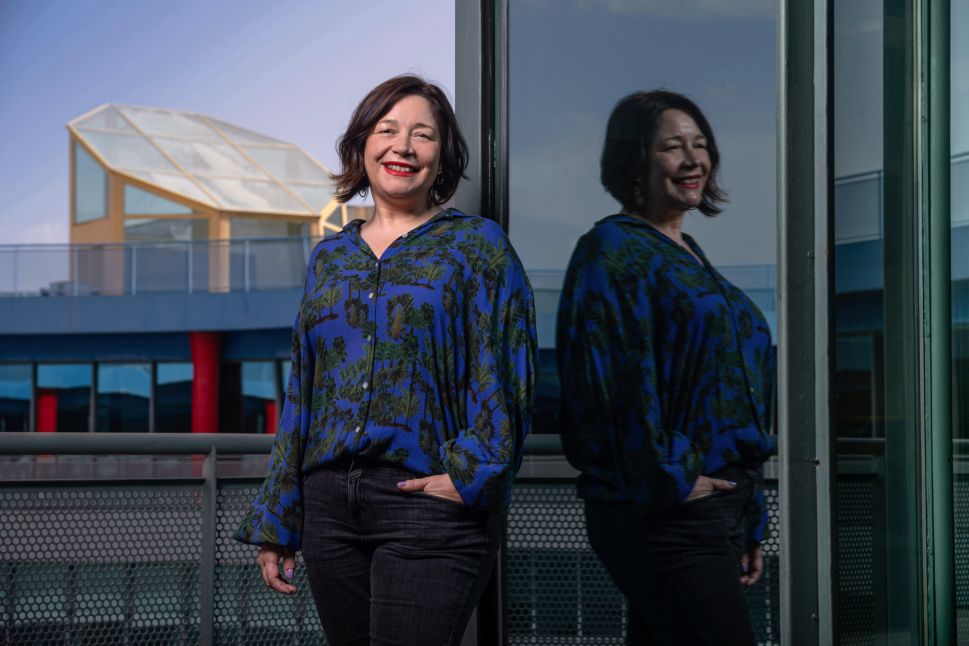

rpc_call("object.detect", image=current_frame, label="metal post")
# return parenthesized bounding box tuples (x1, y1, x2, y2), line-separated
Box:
(243, 240, 251, 293)
(920, 0, 954, 640)
(72, 247, 79, 297)
(188, 240, 194, 295)
(130, 244, 138, 295)
(12, 246, 18, 296)
(199, 447, 218, 646)
(777, 0, 836, 643)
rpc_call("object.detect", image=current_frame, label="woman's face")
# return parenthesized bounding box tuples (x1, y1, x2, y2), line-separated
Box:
(364, 94, 442, 209)
(643, 109, 710, 216)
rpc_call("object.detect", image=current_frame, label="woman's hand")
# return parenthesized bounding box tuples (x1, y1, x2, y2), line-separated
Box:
(258, 543, 297, 595)
(397, 473, 465, 504)
(740, 543, 764, 586)
(684, 474, 736, 502)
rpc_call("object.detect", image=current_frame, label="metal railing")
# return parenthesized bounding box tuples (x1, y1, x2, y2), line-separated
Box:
(0, 237, 318, 298)
(3, 433, 923, 645)
(0, 433, 780, 646)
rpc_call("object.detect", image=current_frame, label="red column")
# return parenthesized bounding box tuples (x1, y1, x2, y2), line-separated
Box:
(190, 332, 221, 433)
(36, 388, 59, 433)
(264, 401, 277, 435)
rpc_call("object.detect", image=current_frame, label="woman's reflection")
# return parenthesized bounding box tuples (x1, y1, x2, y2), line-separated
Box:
(557, 90, 775, 646)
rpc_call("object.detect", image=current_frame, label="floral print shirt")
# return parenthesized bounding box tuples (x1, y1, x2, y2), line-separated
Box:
(557, 213, 775, 541)
(237, 209, 538, 550)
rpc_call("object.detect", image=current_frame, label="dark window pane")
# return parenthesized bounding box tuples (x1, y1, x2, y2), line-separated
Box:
(96, 364, 150, 433)
(0, 364, 31, 432)
(37, 364, 92, 432)
(156, 363, 193, 433)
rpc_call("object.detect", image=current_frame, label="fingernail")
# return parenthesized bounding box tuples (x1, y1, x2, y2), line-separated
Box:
(728, 481, 737, 486)
(397, 481, 407, 487)
(285, 568, 294, 579)
(741, 562, 749, 573)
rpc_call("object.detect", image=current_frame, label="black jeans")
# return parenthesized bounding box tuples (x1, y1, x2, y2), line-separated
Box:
(585, 465, 761, 646)
(301, 459, 500, 646)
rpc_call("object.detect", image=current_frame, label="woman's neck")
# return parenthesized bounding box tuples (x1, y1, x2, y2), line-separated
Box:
(621, 208, 687, 244)
(367, 201, 439, 231)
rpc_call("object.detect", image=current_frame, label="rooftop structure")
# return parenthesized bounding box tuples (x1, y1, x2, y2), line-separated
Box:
(68, 103, 357, 246)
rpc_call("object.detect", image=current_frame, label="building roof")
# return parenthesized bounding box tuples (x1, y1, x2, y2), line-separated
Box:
(69, 104, 335, 216)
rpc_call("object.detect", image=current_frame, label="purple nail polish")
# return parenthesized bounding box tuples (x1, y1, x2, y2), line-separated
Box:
(728, 481, 737, 486)
(285, 568, 295, 579)
(741, 562, 749, 573)
(397, 481, 407, 487)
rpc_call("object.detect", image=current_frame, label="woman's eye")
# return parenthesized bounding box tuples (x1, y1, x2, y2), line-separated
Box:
(695, 142, 707, 149)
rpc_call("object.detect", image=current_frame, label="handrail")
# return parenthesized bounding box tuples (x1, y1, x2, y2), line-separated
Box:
(0, 431, 566, 457)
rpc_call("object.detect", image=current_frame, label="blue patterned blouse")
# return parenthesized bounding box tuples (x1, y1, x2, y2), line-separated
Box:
(237, 209, 538, 550)
(557, 213, 775, 541)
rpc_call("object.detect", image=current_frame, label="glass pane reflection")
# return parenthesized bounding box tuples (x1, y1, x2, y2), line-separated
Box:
(37, 364, 92, 432)
(96, 364, 150, 433)
(0, 364, 30, 432)
(156, 363, 193, 433)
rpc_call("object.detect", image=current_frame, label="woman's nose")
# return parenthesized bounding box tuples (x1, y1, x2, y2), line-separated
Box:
(392, 134, 414, 155)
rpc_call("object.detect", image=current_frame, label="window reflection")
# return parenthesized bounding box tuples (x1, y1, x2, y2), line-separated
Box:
(156, 363, 193, 433)
(0, 364, 30, 432)
(37, 364, 92, 432)
(220, 360, 277, 433)
(74, 143, 107, 223)
(96, 363, 150, 433)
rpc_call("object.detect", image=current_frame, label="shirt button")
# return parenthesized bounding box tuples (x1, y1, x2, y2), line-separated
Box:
(402, 232, 408, 238)
(366, 335, 372, 343)
(368, 292, 374, 299)
(362, 382, 369, 390)
(354, 426, 361, 434)
(374, 261, 379, 268)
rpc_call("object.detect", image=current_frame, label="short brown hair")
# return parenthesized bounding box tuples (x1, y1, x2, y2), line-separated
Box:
(332, 75, 469, 206)
(600, 90, 726, 216)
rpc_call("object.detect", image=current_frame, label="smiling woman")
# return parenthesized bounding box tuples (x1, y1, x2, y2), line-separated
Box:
(236, 75, 537, 646)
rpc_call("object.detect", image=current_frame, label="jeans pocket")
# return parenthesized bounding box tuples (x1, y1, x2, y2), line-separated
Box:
(413, 490, 471, 510)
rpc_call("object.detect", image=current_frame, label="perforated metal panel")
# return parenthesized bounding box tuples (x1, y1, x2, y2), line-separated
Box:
(954, 479, 969, 641)
(0, 486, 202, 645)
(214, 484, 324, 646)
(836, 477, 876, 646)
(506, 482, 781, 645)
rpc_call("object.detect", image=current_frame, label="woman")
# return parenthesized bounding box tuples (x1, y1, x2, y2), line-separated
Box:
(556, 90, 775, 645)
(237, 75, 537, 646)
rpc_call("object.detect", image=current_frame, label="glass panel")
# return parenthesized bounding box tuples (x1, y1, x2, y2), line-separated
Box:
(229, 218, 308, 239)
(196, 177, 308, 212)
(835, 173, 882, 243)
(74, 142, 108, 223)
(506, 2, 779, 641)
(78, 130, 176, 171)
(75, 106, 136, 133)
(288, 183, 332, 212)
(124, 218, 207, 242)
(219, 361, 277, 433)
(156, 363, 192, 433)
(243, 146, 330, 182)
(834, 0, 923, 640)
(953, 0, 969, 639)
(0, 364, 31, 432)
(123, 220, 209, 293)
(126, 171, 216, 208)
(280, 360, 292, 397)
(36, 364, 92, 432)
(155, 139, 262, 178)
(120, 107, 221, 142)
(96, 364, 150, 433)
(242, 361, 276, 434)
(208, 118, 286, 146)
(124, 184, 193, 215)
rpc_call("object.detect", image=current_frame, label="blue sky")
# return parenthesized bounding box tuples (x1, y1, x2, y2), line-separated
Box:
(0, 0, 455, 244)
